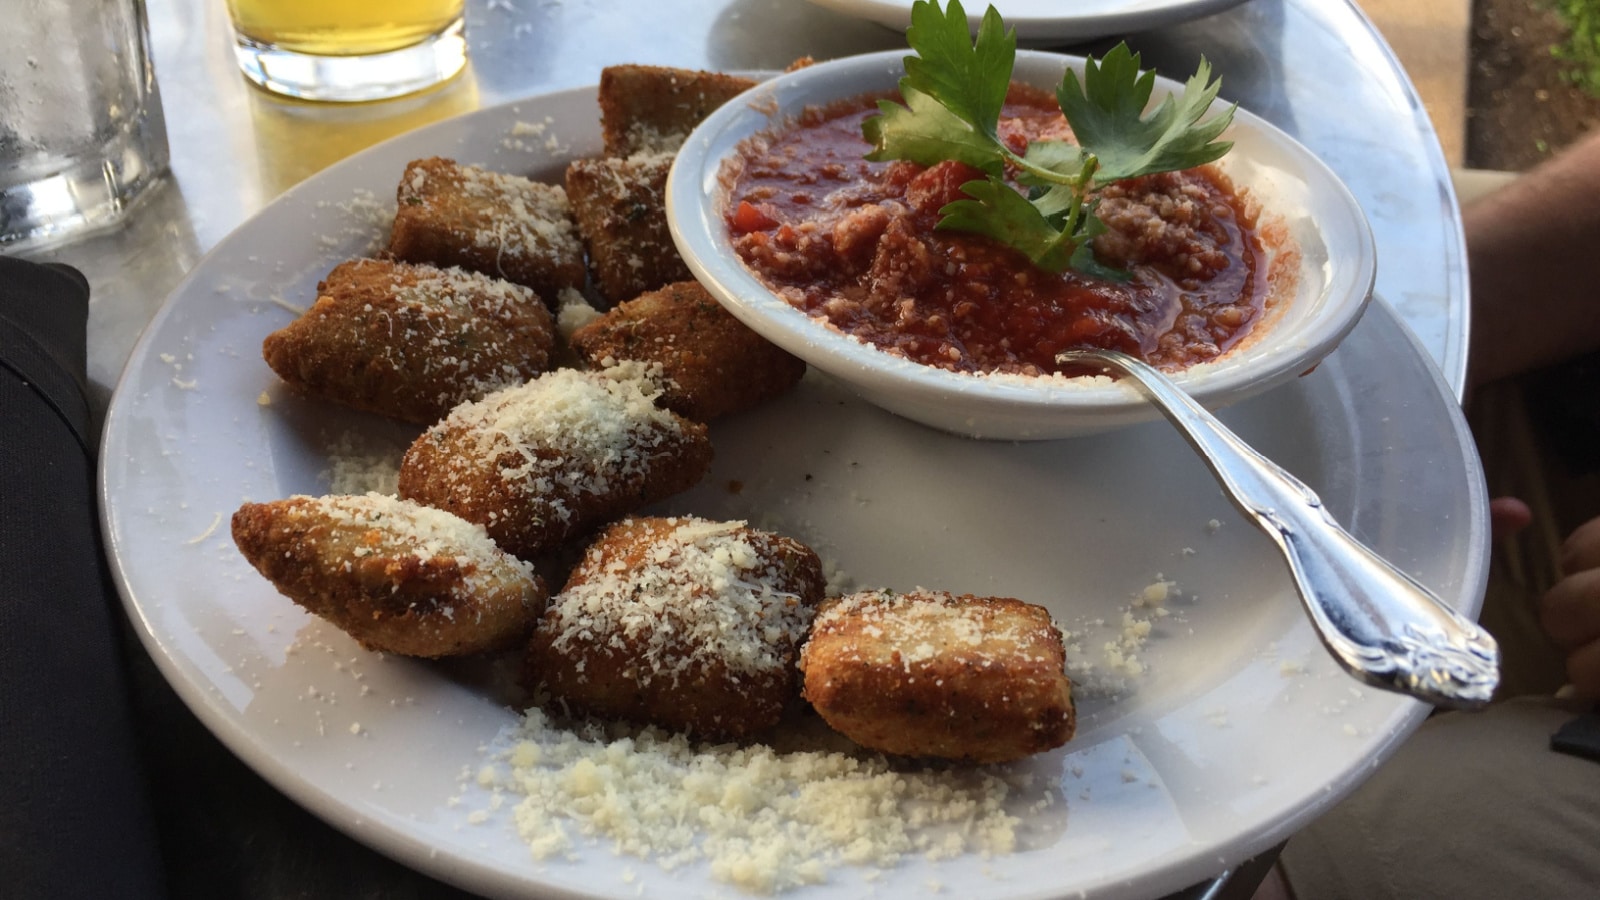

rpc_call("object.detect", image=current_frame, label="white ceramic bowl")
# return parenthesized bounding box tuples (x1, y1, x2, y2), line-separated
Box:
(666, 50, 1376, 439)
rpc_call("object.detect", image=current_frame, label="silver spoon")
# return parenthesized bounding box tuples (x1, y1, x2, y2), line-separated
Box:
(1056, 348, 1499, 710)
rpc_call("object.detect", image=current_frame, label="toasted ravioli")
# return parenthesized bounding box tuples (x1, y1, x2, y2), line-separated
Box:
(389, 157, 585, 299)
(396, 364, 713, 561)
(570, 281, 806, 422)
(528, 517, 825, 738)
(231, 494, 547, 658)
(801, 590, 1076, 764)
(564, 153, 688, 304)
(261, 258, 556, 424)
(597, 64, 756, 157)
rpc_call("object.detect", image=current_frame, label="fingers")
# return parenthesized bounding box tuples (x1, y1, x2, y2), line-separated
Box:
(1489, 496, 1532, 542)
(1560, 515, 1600, 575)
(1565, 639, 1600, 699)
(1541, 567, 1600, 651)
(1539, 514, 1600, 697)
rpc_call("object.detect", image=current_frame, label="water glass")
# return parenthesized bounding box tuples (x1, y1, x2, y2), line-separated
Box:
(0, 0, 170, 250)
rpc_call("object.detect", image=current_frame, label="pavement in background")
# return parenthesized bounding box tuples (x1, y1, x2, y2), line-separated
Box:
(1357, 0, 1471, 166)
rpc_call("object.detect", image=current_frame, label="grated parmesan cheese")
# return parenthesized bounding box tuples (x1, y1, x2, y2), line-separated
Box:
(439, 361, 680, 512)
(485, 707, 1023, 893)
(451, 163, 580, 262)
(309, 492, 536, 589)
(554, 287, 602, 338)
(814, 589, 1059, 670)
(321, 432, 404, 496)
(544, 517, 812, 684)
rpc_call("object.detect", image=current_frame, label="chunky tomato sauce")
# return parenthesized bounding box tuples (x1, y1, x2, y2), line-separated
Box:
(724, 87, 1274, 376)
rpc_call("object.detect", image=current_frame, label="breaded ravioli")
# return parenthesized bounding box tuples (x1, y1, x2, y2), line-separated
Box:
(801, 589, 1076, 764)
(569, 281, 806, 422)
(261, 258, 556, 424)
(396, 364, 713, 561)
(564, 153, 687, 304)
(389, 157, 585, 299)
(596, 65, 756, 157)
(527, 517, 825, 738)
(231, 494, 547, 658)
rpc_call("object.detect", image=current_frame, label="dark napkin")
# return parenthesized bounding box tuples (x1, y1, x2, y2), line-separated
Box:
(0, 256, 166, 899)
(0, 255, 482, 899)
(1551, 707, 1600, 763)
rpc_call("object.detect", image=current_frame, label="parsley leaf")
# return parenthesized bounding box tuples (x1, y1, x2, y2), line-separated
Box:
(863, 87, 1005, 176)
(898, 0, 1013, 140)
(862, 0, 1234, 277)
(1057, 43, 1235, 183)
(938, 179, 1080, 272)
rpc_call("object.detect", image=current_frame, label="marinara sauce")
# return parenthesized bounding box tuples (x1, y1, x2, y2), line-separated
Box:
(724, 86, 1272, 376)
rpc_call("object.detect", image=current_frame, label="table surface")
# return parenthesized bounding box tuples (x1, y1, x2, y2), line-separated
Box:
(32, 0, 1466, 415)
(35, 0, 1465, 897)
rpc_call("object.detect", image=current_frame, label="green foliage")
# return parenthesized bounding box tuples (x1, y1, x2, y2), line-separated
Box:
(862, 0, 1234, 276)
(1552, 0, 1600, 97)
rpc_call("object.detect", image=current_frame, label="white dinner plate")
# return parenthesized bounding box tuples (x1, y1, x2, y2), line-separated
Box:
(804, 0, 1255, 42)
(100, 81, 1489, 900)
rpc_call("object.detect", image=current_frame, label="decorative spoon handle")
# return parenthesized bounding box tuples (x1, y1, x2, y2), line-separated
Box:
(1058, 349, 1499, 710)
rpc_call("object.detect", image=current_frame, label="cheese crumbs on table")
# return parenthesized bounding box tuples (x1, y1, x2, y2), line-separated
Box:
(231, 493, 548, 658)
(801, 589, 1077, 764)
(261, 258, 556, 425)
(526, 516, 825, 739)
(396, 363, 713, 561)
(569, 279, 806, 422)
(389, 157, 585, 301)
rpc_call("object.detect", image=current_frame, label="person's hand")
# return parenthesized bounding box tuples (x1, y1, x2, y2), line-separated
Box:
(1490, 496, 1533, 541)
(1541, 514, 1600, 697)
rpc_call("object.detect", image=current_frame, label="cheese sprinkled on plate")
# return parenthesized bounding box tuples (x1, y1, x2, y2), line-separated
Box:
(484, 708, 1026, 894)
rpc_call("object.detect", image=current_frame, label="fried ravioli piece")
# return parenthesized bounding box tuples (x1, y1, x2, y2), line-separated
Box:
(397, 364, 713, 561)
(262, 258, 556, 425)
(569, 280, 806, 422)
(527, 516, 825, 738)
(231, 494, 547, 658)
(801, 589, 1076, 764)
(389, 157, 585, 299)
(564, 153, 689, 304)
(597, 64, 757, 157)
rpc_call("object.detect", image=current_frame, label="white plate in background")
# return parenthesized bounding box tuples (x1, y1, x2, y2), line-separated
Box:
(805, 0, 1255, 42)
(99, 82, 1488, 900)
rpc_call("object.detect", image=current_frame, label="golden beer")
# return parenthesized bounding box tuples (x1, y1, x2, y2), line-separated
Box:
(227, 0, 464, 57)
(228, 0, 467, 101)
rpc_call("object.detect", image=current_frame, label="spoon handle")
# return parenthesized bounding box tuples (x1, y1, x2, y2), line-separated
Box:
(1062, 350, 1499, 709)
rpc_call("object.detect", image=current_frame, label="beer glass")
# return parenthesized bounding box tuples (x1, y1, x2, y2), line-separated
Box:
(227, 0, 468, 103)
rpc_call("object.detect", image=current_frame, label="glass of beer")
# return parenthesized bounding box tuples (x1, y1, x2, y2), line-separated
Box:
(226, 0, 467, 103)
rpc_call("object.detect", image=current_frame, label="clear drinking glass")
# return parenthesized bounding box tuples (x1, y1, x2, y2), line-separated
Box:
(0, 0, 170, 250)
(226, 0, 469, 103)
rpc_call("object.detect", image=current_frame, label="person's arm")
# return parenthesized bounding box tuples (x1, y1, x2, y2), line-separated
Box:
(1465, 128, 1600, 388)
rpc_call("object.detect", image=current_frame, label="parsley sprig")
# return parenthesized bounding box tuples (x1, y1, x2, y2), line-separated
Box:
(862, 0, 1236, 277)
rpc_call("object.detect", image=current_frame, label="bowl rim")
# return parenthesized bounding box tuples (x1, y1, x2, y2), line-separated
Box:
(666, 48, 1377, 425)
